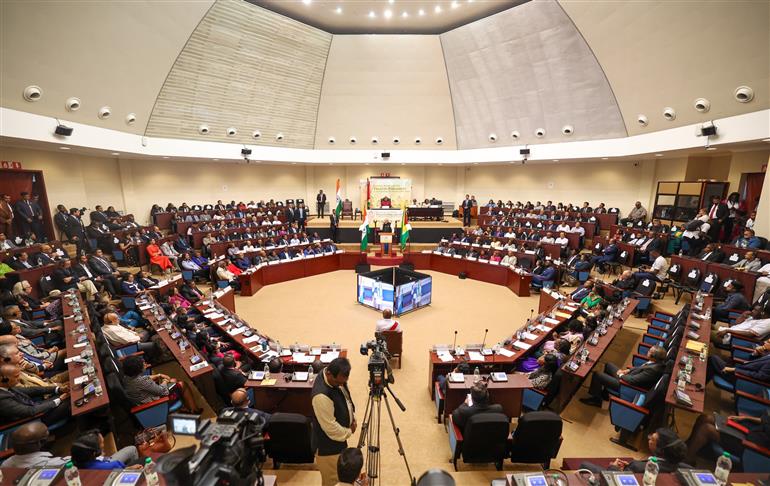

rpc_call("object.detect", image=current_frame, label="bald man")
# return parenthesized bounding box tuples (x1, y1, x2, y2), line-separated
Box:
(225, 388, 271, 423)
(1, 421, 68, 467)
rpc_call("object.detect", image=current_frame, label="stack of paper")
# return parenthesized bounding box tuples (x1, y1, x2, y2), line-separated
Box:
(437, 351, 454, 362)
(497, 348, 515, 358)
(512, 341, 531, 350)
(320, 351, 340, 363)
(521, 331, 538, 341)
(467, 351, 485, 361)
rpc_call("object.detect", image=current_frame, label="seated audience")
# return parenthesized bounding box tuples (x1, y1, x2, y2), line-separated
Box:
(528, 353, 559, 390)
(218, 354, 248, 398)
(712, 281, 750, 323)
(0, 363, 70, 425)
(582, 428, 689, 473)
(733, 228, 762, 249)
(1, 421, 68, 467)
(451, 381, 503, 431)
(101, 312, 156, 355)
(579, 345, 667, 407)
(685, 409, 769, 466)
(697, 243, 725, 263)
(121, 354, 199, 412)
(70, 429, 139, 470)
(531, 260, 556, 289)
(707, 337, 770, 384)
(146, 239, 174, 274)
(712, 305, 770, 346)
(225, 388, 271, 423)
(732, 251, 762, 272)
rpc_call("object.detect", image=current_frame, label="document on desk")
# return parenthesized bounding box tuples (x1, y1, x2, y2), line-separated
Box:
(535, 325, 552, 333)
(292, 353, 316, 364)
(521, 332, 538, 341)
(554, 311, 573, 319)
(228, 326, 247, 336)
(512, 341, 531, 350)
(437, 351, 454, 362)
(204, 312, 224, 319)
(243, 335, 261, 344)
(467, 351, 485, 362)
(543, 317, 560, 325)
(320, 351, 340, 363)
(260, 379, 277, 386)
(497, 348, 515, 358)
(260, 350, 279, 361)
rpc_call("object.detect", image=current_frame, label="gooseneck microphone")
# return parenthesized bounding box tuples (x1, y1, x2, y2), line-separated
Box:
(481, 328, 488, 349)
(451, 330, 458, 352)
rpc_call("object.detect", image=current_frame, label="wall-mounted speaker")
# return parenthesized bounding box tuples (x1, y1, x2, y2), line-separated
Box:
(519, 148, 530, 155)
(54, 124, 73, 136)
(381, 152, 391, 159)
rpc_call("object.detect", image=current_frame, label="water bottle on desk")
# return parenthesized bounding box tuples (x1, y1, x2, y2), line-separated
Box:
(144, 457, 160, 486)
(685, 356, 693, 374)
(64, 461, 82, 486)
(308, 365, 315, 383)
(677, 372, 686, 391)
(473, 367, 480, 383)
(714, 452, 732, 486)
(263, 363, 271, 381)
(642, 456, 659, 486)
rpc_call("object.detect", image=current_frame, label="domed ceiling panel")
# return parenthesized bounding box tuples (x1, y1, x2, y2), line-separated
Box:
(0, 0, 213, 135)
(440, 0, 627, 149)
(144, 0, 332, 148)
(560, 0, 770, 135)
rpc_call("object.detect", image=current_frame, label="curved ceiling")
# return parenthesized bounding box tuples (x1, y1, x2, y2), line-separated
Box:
(1, 0, 768, 151)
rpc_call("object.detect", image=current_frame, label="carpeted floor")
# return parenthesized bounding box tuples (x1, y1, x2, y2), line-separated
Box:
(192, 267, 734, 485)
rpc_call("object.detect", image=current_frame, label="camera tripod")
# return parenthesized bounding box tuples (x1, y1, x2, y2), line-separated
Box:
(357, 380, 416, 486)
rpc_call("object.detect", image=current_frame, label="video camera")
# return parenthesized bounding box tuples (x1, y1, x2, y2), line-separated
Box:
(155, 409, 267, 486)
(360, 333, 394, 391)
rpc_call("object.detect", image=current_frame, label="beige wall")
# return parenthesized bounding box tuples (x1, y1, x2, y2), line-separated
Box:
(754, 155, 770, 237)
(726, 150, 770, 194)
(2, 146, 767, 232)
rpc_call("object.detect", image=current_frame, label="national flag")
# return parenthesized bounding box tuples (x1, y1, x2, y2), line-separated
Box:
(359, 212, 370, 251)
(399, 203, 411, 250)
(334, 179, 343, 220)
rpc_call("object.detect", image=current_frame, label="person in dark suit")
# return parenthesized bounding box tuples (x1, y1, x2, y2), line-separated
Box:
(296, 203, 307, 229)
(285, 204, 296, 225)
(706, 196, 728, 242)
(591, 238, 619, 272)
(580, 345, 667, 407)
(29, 194, 46, 241)
(316, 190, 327, 219)
(712, 281, 750, 323)
(707, 338, 770, 384)
(89, 205, 121, 230)
(87, 249, 122, 296)
(0, 363, 71, 426)
(0, 194, 14, 238)
(14, 192, 36, 239)
(217, 354, 247, 399)
(225, 388, 271, 423)
(461, 195, 473, 227)
(9, 252, 36, 270)
(582, 428, 690, 473)
(329, 214, 338, 242)
(696, 243, 725, 263)
(451, 381, 503, 432)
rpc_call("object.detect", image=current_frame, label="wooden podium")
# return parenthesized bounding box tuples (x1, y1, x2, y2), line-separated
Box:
(379, 232, 394, 256)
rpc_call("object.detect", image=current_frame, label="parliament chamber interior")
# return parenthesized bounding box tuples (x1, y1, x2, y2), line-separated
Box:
(1, 1, 770, 485)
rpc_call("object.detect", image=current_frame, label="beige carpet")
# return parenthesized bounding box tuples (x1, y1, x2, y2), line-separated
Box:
(185, 268, 730, 485)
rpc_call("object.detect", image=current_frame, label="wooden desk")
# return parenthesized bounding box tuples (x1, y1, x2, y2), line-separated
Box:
(246, 376, 315, 416)
(506, 472, 764, 486)
(665, 296, 712, 413)
(444, 374, 531, 420)
(670, 255, 757, 302)
(538, 289, 560, 314)
(238, 253, 355, 297)
(213, 285, 236, 313)
(146, 274, 185, 297)
(507, 270, 532, 297)
(408, 206, 443, 220)
(721, 243, 770, 265)
(62, 292, 110, 415)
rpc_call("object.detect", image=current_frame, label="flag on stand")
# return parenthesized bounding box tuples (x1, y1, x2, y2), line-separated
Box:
(399, 203, 411, 250)
(334, 179, 343, 220)
(359, 212, 370, 251)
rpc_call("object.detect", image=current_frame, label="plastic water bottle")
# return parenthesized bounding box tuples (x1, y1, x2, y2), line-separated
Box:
(714, 452, 732, 486)
(473, 367, 480, 383)
(144, 457, 160, 486)
(307, 365, 314, 383)
(642, 456, 659, 486)
(677, 372, 687, 391)
(64, 461, 82, 486)
(263, 363, 271, 380)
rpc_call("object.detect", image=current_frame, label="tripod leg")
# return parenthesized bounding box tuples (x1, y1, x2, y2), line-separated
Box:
(357, 394, 374, 449)
(364, 396, 382, 485)
(382, 394, 416, 486)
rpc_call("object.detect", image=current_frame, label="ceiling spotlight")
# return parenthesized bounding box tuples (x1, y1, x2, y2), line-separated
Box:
(302, 0, 311, 4)
(552, 159, 559, 162)
(59, 146, 70, 150)
(335, 6, 342, 13)
(434, 5, 442, 13)
(368, 11, 376, 18)
(111, 152, 120, 156)
(418, 8, 425, 15)
(601, 157, 608, 160)
(388, 0, 394, 3)
(451, 1, 460, 8)
(163, 156, 169, 159)
(706, 146, 717, 151)
(402, 11, 408, 17)
(655, 153, 663, 157)
(384, 9, 392, 18)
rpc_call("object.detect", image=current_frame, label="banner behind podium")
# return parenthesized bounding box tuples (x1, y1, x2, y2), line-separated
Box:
(361, 178, 411, 208)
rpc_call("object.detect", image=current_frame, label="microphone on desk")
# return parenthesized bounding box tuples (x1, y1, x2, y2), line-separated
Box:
(451, 330, 458, 353)
(481, 328, 488, 350)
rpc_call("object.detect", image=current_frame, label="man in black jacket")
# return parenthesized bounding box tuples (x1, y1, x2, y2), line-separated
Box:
(451, 381, 504, 432)
(0, 363, 70, 425)
(87, 249, 122, 295)
(218, 354, 247, 398)
(696, 243, 725, 263)
(316, 190, 327, 218)
(461, 195, 473, 227)
(580, 345, 667, 407)
(706, 196, 728, 242)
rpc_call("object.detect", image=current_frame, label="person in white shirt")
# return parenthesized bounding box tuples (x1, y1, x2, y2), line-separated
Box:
(714, 305, 770, 345)
(290, 236, 300, 245)
(375, 309, 401, 332)
(745, 211, 755, 230)
(501, 250, 518, 268)
(102, 312, 156, 355)
(554, 232, 569, 248)
(556, 223, 571, 233)
(504, 229, 516, 238)
(1, 422, 68, 468)
(540, 232, 555, 244)
(570, 222, 585, 237)
(753, 262, 770, 303)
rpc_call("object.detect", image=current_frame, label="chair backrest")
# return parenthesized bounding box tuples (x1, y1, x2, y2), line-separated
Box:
(642, 373, 671, 409)
(105, 372, 131, 412)
(460, 412, 510, 464)
(543, 369, 563, 407)
(667, 264, 681, 281)
(381, 330, 403, 356)
(634, 278, 656, 297)
(617, 250, 629, 264)
(342, 201, 353, 212)
(700, 272, 719, 294)
(682, 268, 702, 288)
(39, 275, 55, 297)
(265, 413, 314, 464)
(510, 411, 563, 463)
(726, 253, 741, 264)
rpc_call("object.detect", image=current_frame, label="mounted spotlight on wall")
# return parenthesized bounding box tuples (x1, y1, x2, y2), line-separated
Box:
(698, 121, 718, 151)
(54, 119, 73, 137)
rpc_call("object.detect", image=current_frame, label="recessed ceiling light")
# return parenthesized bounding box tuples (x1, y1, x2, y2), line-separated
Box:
(384, 9, 392, 18)
(292, 162, 298, 165)
(601, 157, 608, 160)
(388, 0, 394, 3)
(418, 8, 425, 15)
(451, 1, 460, 8)
(111, 152, 120, 156)
(368, 10, 376, 18)
(473, 162, 479, 165)
(655, 153, 663, 157)
(59, 146, 70, 150)
(302, 0, 311, 4)
(163, 156, 169, 159)
(402, 11, 408, 17)
(706, 147, 717, 151)
(762, 138, 770, 142)
(434, 5, 442, 13)
(553, 159, 559, 162)
(335, 6, 342, 13)
(213, 158, 219, 161)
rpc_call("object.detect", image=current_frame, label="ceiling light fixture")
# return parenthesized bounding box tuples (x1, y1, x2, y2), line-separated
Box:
(601, 157, 608, 160)
(302, 0, 311, 4)
(706, 147, 717, 151)
(552, 159, 559, 162)
(451, 1, 459, 8)
(384, 9, 392, 18)
(335, 6, 342, 13)
(418, 8, 425, 15)
(655, 153, 663, 157)
(111, 152, 120, 156)
(388, 0, 394, 3)
(434, 5, 442, 13)
(368, 10, 376, 18)
(59, 146, 70, 150)
(402, 11, 408, 17)
(163, 156, 169, 159)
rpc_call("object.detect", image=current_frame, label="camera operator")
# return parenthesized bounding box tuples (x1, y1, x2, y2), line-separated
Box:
(312, 357, 356, 486)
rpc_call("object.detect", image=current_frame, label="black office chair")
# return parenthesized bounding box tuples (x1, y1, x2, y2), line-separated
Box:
(508, 411, 563, 469)
(674, 267, 702, 304)
(448, 412, 510, 471)
(265, 413, 315, 468)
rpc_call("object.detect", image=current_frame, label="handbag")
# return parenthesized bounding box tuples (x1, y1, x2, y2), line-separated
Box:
(136, 425, 176, 455)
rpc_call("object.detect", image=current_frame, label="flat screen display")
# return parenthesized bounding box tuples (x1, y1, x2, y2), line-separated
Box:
(357, 275, 394, 312)
(394, 276, 432, 314)
(171, 416, 198, 435)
